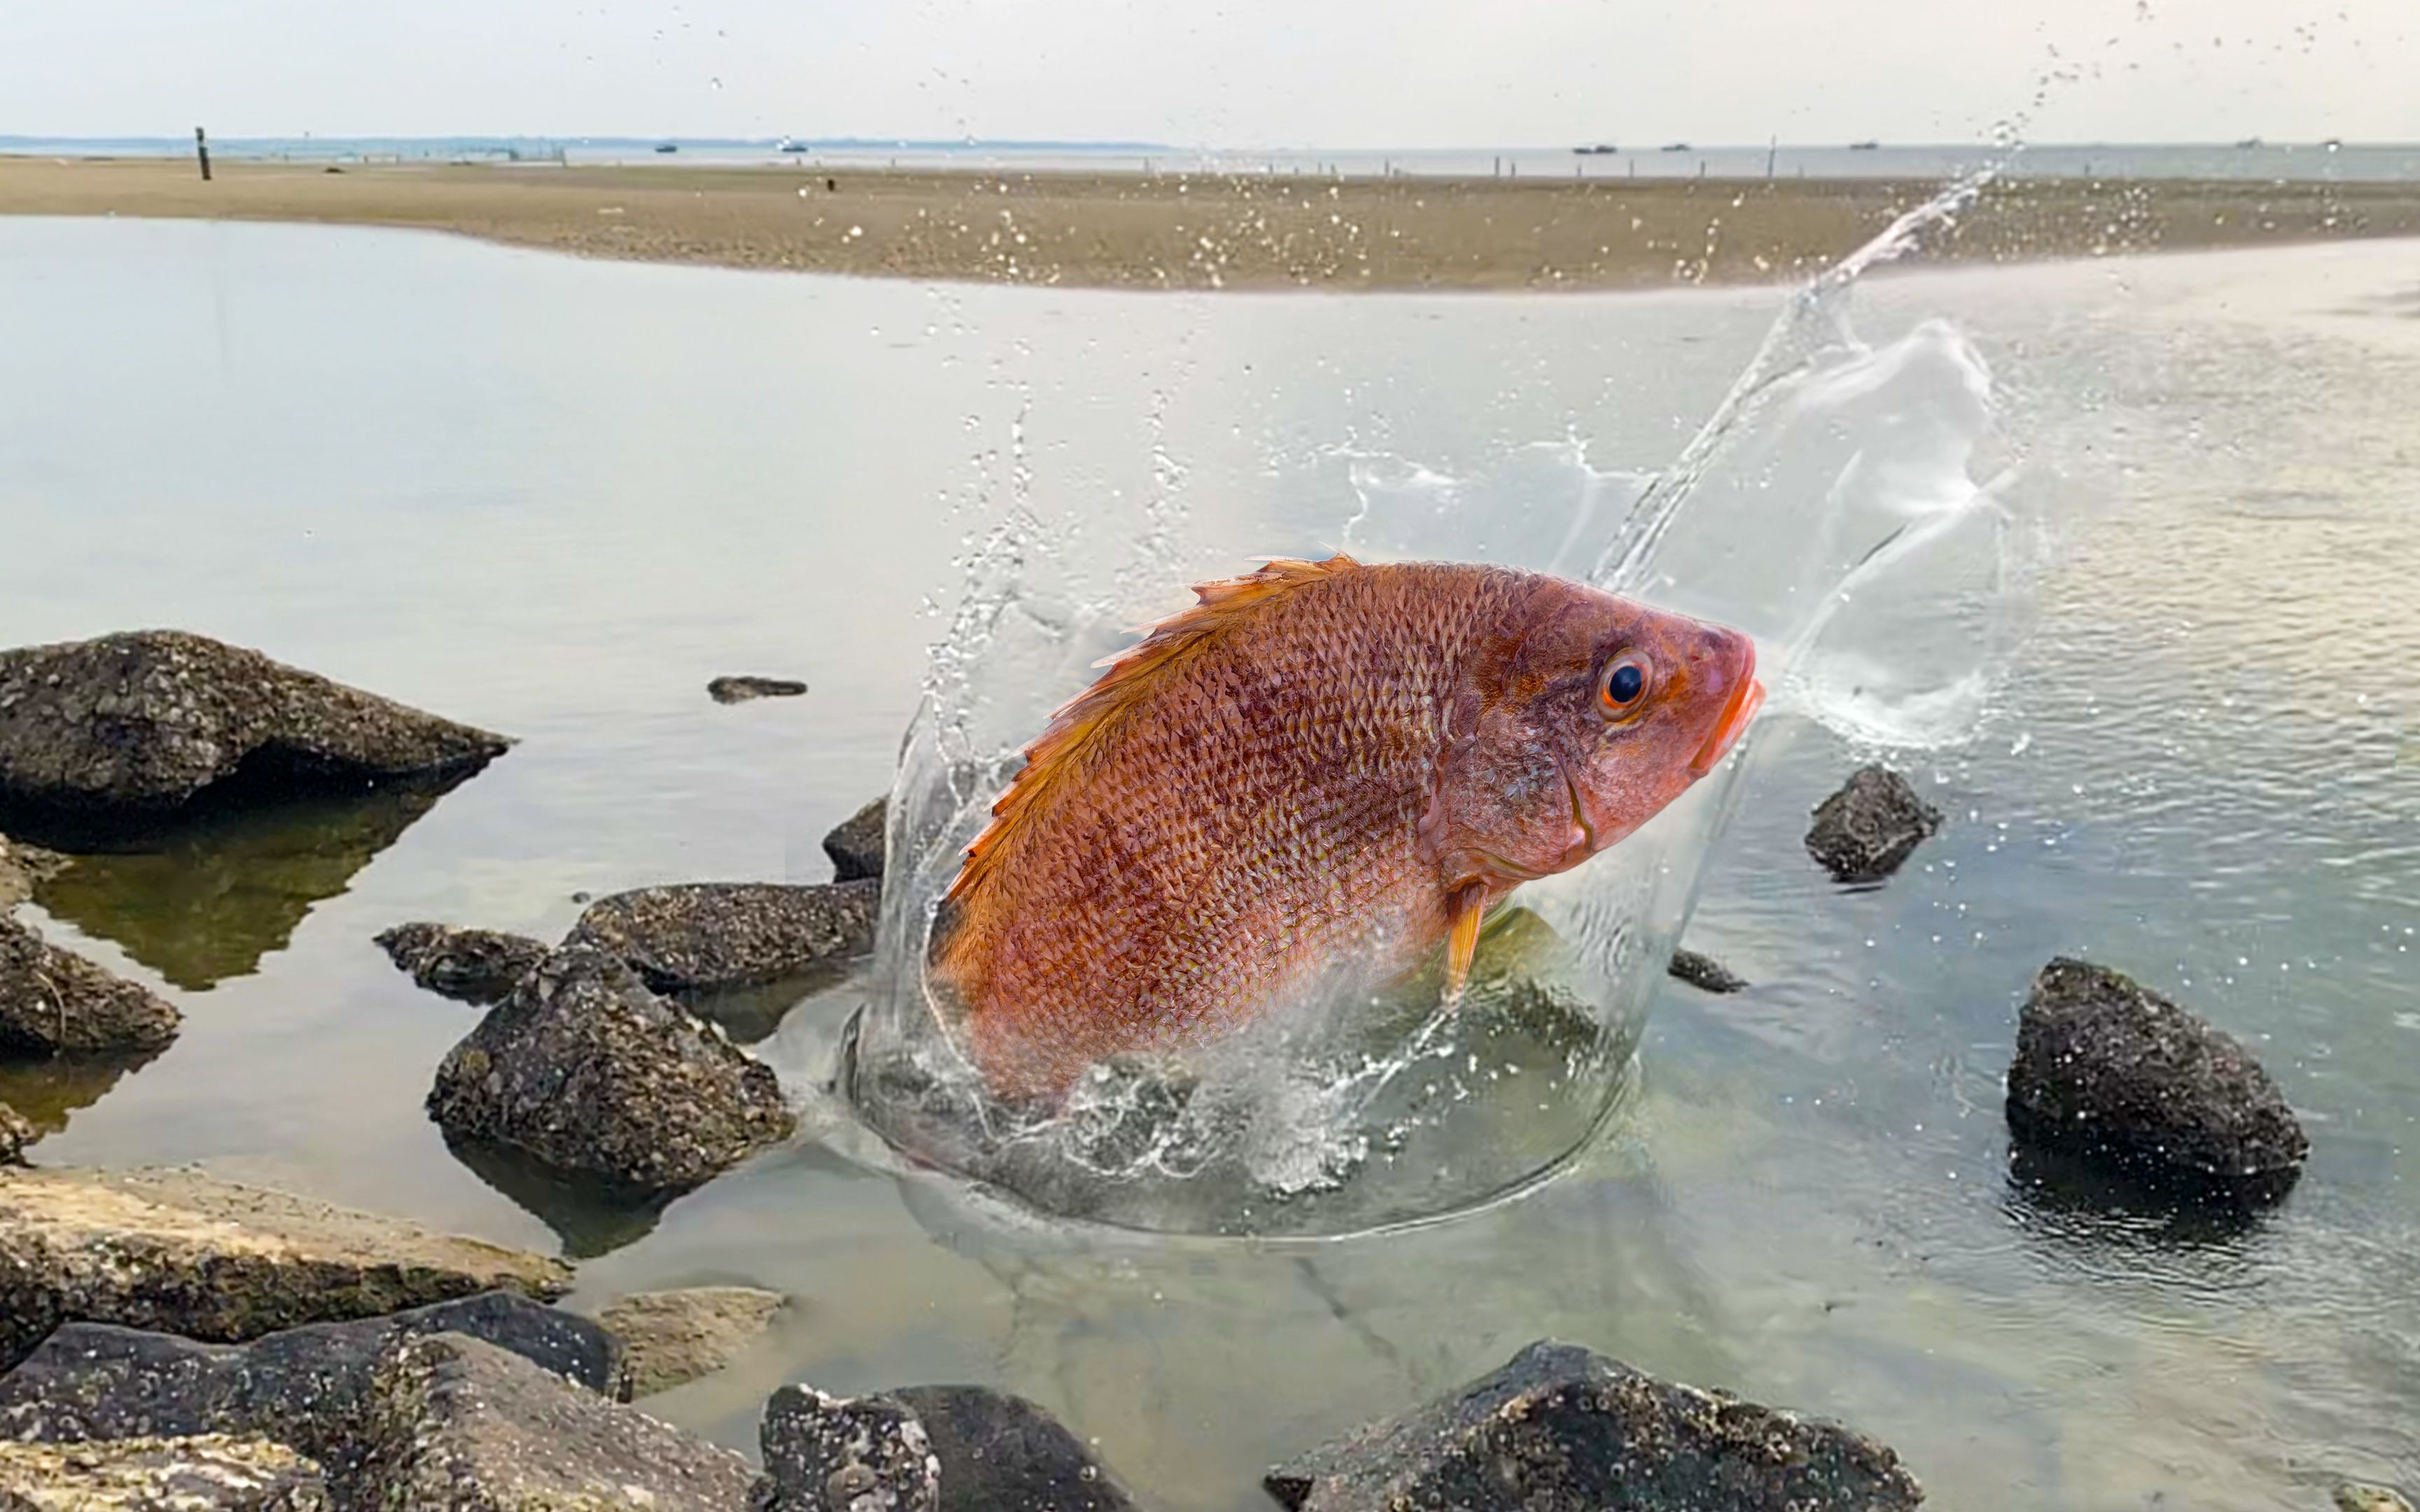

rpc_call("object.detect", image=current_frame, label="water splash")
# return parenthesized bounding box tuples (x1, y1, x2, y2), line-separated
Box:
(844, 165, 2037, 1236)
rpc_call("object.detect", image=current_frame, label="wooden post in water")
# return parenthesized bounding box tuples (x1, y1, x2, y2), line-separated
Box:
(1766, 135, 1778, 179)
(195, 126, 212, 181)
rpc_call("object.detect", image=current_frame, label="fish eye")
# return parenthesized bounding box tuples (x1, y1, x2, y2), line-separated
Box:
(1597, 653, 1651, 719)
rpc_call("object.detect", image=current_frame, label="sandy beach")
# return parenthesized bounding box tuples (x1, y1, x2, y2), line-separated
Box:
(5, 155, 2419, 290)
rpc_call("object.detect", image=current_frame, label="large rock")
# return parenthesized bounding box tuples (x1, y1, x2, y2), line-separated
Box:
(755, 1385, 939, 1512)
(1804, 766, 1942, 884)
(823, 798, 888, 883)
(0, 1434, 329, 1510)
(0, 631, 508, 819)
(352, 1331, 755, 1511)
(428, 946, 796, 1194)
(2005, 958, 2309, 1203)
(568, 880, 878, 993)
(0, 1292, 624, 1474)
(0, 835, 67, 913)
(1266, 1340, 1923, 1512)
(0, 1167, 569, 1371)
(373, 923, 550, 1006)
(0, 916, 181, 1059)
(598, 1286, 788, 1399)
(891, 1385, 1136, 1512)
(0, 1106, 32, 1167)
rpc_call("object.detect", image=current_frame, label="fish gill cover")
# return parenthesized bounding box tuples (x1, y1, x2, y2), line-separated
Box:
(843, 169, 2041, 1238)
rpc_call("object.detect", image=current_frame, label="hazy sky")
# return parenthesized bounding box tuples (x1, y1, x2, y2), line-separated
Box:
(3, 0, 2412, 146)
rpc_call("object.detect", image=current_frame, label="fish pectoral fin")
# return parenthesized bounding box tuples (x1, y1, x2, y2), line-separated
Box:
(1442, 883, 1488, 1003)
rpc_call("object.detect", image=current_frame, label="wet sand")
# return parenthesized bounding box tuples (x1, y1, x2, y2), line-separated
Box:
(6, 155, 2420, 290)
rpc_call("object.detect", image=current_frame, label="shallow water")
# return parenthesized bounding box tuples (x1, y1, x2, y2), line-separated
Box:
(2, 218, 2416, 1506)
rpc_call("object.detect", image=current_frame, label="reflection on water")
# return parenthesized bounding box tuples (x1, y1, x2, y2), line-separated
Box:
(1, 218, 2416, 1508)
(0, 1050, 167, 1142)
(14, 771, 481, 991)
(443, 1133, 676, 1260)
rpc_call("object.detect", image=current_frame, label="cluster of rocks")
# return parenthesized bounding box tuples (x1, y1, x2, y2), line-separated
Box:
(375, 800, 888, 1200)
(0, 1182, 1930, 1512)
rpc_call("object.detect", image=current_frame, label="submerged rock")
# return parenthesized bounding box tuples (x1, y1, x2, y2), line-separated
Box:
(891, 1385, 1136, 1512)
(1266, 1339, 1922, 1512)
(708, 676, 809, 704)
(0, 630, 508, 818)
(598, 1285, 788, 1399)
(373, 922, 550, 1005)
(352, 1331, 755, 1511)
(568, 879, 877, 993)
(0, 1105, 32, 1166)
(0, 916, 181, 1058)
(2005, 958, 2308, 1203)
(427, 946, 796, 1194)
(1667, 947, 1748, 994)
(0, 1292, 625, 1469)
(0, 834, 68, 913)
(823, 797, 888, 883)
(1804, 766, 1942, 884)
(0, 1434, 330, 1510)
(755, 1385, 940, 1512)
(0, 1166, 569, 1371)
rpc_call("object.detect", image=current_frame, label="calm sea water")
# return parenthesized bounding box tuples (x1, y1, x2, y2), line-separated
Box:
(1, 218, 2415, 1507)
(10, 134, 2420, 183)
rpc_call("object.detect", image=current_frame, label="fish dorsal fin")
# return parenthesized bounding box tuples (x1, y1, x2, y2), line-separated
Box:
(945, 552, 1361, 906)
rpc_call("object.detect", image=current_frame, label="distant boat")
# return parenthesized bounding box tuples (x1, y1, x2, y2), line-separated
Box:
(1848, 140, 1881, 151)
(2234, 136, 2262, 149)
(1660, 142, 1690, 153)
(2321, 136, 2344, 150)
(654, 142, 679, 154)
(1572, 143, 1619, 155)
(778, 139, 809, 154)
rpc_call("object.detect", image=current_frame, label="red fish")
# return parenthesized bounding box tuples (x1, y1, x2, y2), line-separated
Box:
(932, 554, 1761, 1101)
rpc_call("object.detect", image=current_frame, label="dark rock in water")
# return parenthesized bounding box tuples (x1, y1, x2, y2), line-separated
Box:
(0, 916, 181, 1058)
(352, 1331, 754, 1511)
(1804, 766, 1942, 884)
(891, 1385, 1136, 1512)
(373, 922, 550, 1005)
(428, 946, 796, 1194)
(568, 878, 878, 993)
(755, 1384, 940, 1512)
(0, 1434, 331, 1509)
(1668, 946, 1748, 994)
(823, 797, 888, 882)
(2005, 958, 2308, 1203)
(709, 676, 809, 704)
(0, 630, 508, 819)
(0, 1103, 32, 1166)
(0, 1166, 569, 1372)
(598, 1286, 788, 1399)
(1265, 1339, 1923, 1512)
(0, 833, 68, 913)
(0, 1292, 626, 1476)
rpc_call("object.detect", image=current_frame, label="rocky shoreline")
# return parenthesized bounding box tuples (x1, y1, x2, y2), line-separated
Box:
(0, 630, 2356, 1508)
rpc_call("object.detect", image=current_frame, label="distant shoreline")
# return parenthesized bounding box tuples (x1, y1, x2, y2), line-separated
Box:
(5, 156, 2419, 292)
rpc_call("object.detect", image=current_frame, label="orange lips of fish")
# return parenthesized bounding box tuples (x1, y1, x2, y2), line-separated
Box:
(930, 554, 1764, 1102)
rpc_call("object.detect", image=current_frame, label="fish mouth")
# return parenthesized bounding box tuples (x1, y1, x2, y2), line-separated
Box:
(1689, 645, 1764, 778)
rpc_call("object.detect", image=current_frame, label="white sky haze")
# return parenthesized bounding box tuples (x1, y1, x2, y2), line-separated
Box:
(2, 0, 2412, 146)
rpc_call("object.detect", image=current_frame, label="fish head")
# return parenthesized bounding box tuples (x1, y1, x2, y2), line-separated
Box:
(1436, 580, 1762, 888)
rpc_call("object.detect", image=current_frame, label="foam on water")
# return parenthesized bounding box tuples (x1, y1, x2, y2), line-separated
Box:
(842, 169, 2039, 1236)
